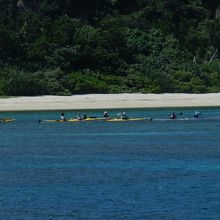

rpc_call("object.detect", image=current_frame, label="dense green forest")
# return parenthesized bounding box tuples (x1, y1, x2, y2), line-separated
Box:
(0, 0, 220, 95)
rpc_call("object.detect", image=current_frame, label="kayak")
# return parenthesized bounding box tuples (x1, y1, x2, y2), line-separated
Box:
(154, 116, 220, 122)
(153, 118, 191, 122)
(107, 118, 152, 122)
(39, 118, 107, 123)
(0, 118, 15, 123)
(68, 118, 106, 122)
(39, 117, 152, 123)
(79, 117, 107, 121)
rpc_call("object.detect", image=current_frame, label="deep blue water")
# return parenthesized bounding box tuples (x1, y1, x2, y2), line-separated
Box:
(0, 108, 220, 220)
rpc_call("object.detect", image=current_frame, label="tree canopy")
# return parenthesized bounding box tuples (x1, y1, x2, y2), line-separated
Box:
(0, 0, 220, 95)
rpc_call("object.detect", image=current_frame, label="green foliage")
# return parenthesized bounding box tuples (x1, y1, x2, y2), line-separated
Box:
(0, 78, 6, 95)
(68, 71, 108, 94)
(4, 68, 43, 96)
(0, 0, 220, 95)
(208, 60, 220, 73)
(42, 69, 71, 95)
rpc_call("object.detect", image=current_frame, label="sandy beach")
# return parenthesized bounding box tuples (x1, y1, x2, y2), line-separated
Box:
(0, 93, 220, 112)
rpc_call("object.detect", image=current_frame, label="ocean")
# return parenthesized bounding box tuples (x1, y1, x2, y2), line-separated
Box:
(0, 108, 220, 219)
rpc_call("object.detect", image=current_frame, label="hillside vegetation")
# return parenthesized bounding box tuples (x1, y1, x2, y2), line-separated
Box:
(0, 0, 220, 95)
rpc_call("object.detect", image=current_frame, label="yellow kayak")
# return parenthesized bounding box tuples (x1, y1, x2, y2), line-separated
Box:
(39, 118, 107, 123)
(107, 118, 152, 122)
(78, 118, 106, 121)
(39, 119, 80, 123)
(39, 120, 64, 123)
(67, 118, 105, 122)
(0, 118, 15, 123)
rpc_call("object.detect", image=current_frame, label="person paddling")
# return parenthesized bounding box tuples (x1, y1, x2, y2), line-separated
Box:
(194, 111, 201, 118)
(169, 112, 176, 120)
(103, 111, 109, 118)
(121, 112, 129, 120)
(77, 113, 82, 120)
(60, 113, 66, 121)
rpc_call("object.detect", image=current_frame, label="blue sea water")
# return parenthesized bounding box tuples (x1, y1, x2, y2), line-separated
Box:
(0, 108, 220, 220)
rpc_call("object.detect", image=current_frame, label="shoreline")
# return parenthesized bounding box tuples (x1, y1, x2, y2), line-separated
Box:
(0, 93, 220, 112)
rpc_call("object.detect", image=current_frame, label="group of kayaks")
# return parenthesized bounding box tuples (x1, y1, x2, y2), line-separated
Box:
(38, 110, 220, 123)
(38, 116, 220, 123)
(1, 111, 220, 123)
(38, 117, 153, 123)
(48, 117, 220, 123)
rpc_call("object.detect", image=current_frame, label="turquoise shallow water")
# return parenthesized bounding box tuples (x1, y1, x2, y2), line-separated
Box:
(0, 108, 220, 219)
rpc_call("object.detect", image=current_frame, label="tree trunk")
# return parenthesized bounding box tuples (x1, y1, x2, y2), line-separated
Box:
(17, 0, 26, 9)
(208, 49, 218, 65)
(216, 6, 220, 18)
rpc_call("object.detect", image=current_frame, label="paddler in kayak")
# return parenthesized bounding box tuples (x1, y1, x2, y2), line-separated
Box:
(194, 111, 201, 118)
(103, 111, 109, 118)
(121, 112, 129, 120)
(60, 113, 66, 121)
(77, 113, 82, 120)
(169, 112, 176, 120)
(83, 113, 87, 119)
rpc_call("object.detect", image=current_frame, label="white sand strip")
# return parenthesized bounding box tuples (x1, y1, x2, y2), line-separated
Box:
(0, 93, 220, 111)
